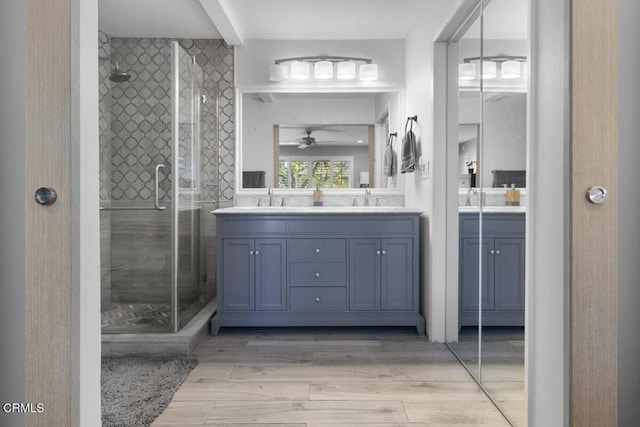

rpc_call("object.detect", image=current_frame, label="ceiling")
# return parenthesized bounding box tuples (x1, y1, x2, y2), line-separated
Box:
(99, 0, 527, 44)
(99, 0, 464, 42)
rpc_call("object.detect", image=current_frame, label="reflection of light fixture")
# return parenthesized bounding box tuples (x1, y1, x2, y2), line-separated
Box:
(337, 61, 356, 79)
(357, 140, 364, 143)
(359, 171, 370, 187)
(501, 60, 521, 79)
(270, 56, 378, 82)
(482, 60, 497, 79)
(458, 56, 527, 81)
(458, 63, 476, 80)
(522, 62, 529, 80)
(359, 63, 378, 81)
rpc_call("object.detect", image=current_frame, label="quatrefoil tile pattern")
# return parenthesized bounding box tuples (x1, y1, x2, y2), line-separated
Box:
(98, 32, 235, 203)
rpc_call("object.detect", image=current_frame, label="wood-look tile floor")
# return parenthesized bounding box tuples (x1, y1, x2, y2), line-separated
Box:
(152, 327, 510, 426)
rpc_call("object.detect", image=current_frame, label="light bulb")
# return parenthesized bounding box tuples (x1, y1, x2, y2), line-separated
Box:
(314, 60, 333, 79)
(458, 63, 476, 80)
(337, 61, 356, 79)
(501, 60, 521, 79)
(290, 61, 310, 80)
(269, 64, 288, 82)
(482, 60, 497, 80)
(359, 63, 378, 81)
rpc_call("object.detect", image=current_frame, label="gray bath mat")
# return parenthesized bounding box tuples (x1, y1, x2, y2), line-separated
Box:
(101, 356, 197, 427)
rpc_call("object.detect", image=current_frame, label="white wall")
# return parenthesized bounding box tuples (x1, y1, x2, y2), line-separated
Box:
(0, 1, 28, 425)
(235, 39, 405, 90)
(618, 0, 640, 422)
(242, 94, 375, 185)
(403, 0, 464, 341)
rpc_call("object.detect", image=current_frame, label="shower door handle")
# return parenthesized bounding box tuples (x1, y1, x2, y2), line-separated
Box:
(154, 164, 167, 210)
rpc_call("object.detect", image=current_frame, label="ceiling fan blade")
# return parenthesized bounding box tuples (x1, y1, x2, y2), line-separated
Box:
(298, 143, 308, 149)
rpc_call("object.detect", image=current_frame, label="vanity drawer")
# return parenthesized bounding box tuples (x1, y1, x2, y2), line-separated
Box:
(289, 239, 346, 262)
(290, 287, 347, 312)
(290, 262, 346, 287)
(347, 218, 416, 235)
(289, 220, 346, 234)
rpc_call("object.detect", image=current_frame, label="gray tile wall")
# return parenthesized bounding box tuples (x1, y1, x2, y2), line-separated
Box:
(105, 37, 234, 202)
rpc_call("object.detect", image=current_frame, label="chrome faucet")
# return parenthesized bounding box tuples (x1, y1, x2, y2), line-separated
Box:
(465, 187, 478, 206)
(364, 187, 371, 206)
(268, 187, 274, 207)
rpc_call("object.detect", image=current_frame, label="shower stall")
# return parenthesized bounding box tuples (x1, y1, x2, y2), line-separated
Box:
(99, 35, 221, 334)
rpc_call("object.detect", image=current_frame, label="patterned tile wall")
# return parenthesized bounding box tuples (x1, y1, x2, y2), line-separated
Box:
(100, 35, 235, 202)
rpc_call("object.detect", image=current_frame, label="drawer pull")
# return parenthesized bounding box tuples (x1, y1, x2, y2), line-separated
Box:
(315, 296, 321, 303)
(315, 272, 321, 278)
(315, 248, 321, 254)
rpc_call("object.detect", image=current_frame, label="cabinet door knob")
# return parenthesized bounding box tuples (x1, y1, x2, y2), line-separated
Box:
(315, 248, 320, 254)
(315, 296, 321, 303)
(382, 250, 387, 256)
(376, 250, 381, 256)
(495, 250, 501, 255)
(315, 272, 321, 278)
(249, 250, 254, 255)
(255, 250, 260, 255)
(490, 249, 495, 255)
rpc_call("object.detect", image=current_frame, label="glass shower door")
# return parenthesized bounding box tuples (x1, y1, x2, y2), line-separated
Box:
(171, 42, 207, 331)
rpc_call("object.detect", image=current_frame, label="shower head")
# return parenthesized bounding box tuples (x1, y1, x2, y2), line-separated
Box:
(109, 62, 130, 82)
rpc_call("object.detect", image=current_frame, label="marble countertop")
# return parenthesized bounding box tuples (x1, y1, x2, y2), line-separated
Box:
(212, 206, 423, 215)
(458, 205, 526, 213)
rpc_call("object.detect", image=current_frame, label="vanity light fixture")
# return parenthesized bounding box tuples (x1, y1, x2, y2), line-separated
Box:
(269, 55, 378, 82)
(458, 56, 527, 81)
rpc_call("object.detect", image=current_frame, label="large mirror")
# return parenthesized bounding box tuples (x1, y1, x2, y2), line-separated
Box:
(240, 91, 403, 190)
(458, 92, 526, 189)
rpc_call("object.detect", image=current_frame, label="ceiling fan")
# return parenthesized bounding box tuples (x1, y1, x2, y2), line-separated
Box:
(297, 130, 334, 149)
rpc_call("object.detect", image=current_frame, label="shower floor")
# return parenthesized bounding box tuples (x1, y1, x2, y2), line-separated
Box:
(101, 302, 191, 333)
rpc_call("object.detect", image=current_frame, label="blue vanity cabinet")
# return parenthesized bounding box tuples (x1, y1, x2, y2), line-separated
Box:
(222, 238, 287, 312)
(350, 238, 413, 311)
(212, 212, 425, 336)
(459, 213, 525, 326)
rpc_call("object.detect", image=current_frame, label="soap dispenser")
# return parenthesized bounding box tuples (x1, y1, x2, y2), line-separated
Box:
(506, 183, 520, 206)
(313, 185, 323, 206)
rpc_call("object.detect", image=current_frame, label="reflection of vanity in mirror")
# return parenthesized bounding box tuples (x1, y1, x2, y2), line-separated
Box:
(240, 91, 403, 191)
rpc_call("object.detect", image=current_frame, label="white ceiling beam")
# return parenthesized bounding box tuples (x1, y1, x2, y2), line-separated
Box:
(198, 0, 243, 45)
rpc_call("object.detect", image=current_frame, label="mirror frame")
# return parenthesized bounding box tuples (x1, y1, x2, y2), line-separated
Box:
(235, 87, 406, 195)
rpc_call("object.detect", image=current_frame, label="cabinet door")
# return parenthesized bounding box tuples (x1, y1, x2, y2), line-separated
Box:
(222, 239, 254, 311)
(493, 238, 525, 311)
(460, 237, 494, 312)
(255, 239, 287, 311)
(349, 239, 380, 310)
(381, 238, 413, 311)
